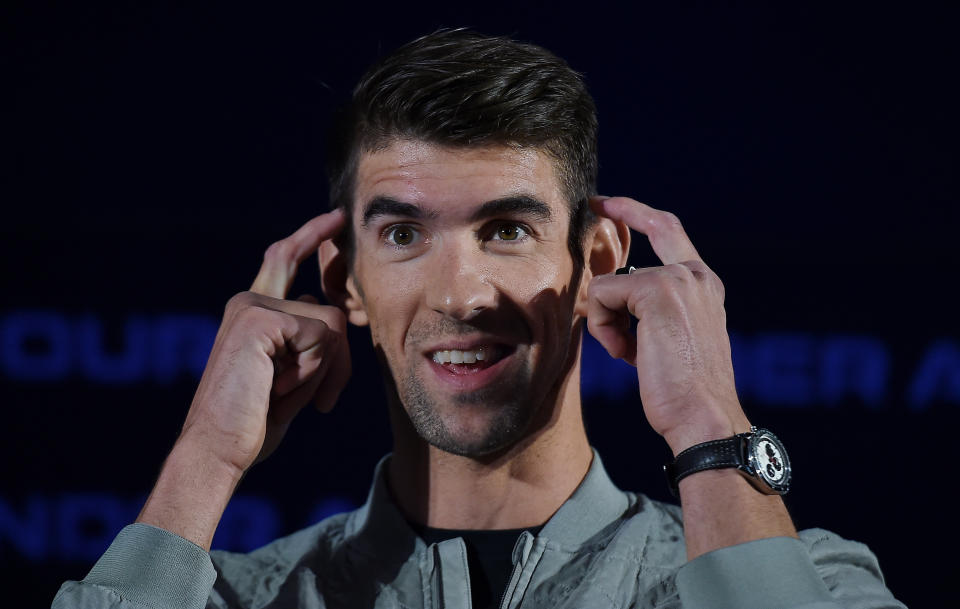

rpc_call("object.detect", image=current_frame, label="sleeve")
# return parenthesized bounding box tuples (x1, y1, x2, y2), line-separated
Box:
(674, 531, 906, 609)
(51, 523, 217, 609)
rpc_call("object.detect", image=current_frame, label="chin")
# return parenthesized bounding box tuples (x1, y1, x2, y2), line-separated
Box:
(394, 352, 543, 457)
(406, 395, 534, 458)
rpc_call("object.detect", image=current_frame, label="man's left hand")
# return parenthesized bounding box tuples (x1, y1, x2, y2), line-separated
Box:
(586, 196, 751, 456)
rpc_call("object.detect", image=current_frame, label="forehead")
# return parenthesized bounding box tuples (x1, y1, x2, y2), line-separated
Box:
(353, 140, 565, 211)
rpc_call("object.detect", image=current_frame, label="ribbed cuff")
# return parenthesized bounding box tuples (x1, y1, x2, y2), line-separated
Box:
(677, 536, 838, 609)
(83, 523, 216, 609)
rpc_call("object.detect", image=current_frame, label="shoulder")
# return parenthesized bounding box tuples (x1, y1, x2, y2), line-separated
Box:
(620, 491, 684, 537)
(208, 510, 355, 605)
(584, 491, 687, 566)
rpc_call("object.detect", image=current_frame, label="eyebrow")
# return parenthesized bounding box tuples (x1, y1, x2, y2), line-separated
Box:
(360, 194, 553, 227)
(361, 197, 438, 227)
(469, 196, 553, 223)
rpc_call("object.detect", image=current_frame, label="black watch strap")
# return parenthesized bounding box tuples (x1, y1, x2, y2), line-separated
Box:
(663, 435, 746, 496)
(663, 427, 791, 497)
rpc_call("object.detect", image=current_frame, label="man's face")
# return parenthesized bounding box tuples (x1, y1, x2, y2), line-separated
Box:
(350, 140, 584, 457)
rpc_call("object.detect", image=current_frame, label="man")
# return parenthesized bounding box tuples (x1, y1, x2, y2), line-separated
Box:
(53, 30, 903, 609)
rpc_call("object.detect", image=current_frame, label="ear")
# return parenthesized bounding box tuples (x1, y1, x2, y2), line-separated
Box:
(318, 239, 369, 327)
(574, 216, 631, 318)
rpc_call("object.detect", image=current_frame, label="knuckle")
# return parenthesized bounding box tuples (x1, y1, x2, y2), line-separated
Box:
(655, 210, 683, 232)
(317, 318, 334, 341)
(587, 275, 611, 300)
(328, 305, 348, 327)
(226, 291, 257, 313)
(264, 238, 293, 263)
(317, 306, 346, 335)
(683, 260, 724, 297)
(649, 268, 687, 303)
(712, 274, 726, 301)
(327, 328, 343, 352)
(231, 301, 268, 326)
(684, 260, 709, 280)
(587, 277, 603, 299)
(642, 271, 674, 294)
(664, 263, 692, 282)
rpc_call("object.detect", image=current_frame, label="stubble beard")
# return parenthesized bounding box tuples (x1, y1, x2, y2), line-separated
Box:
(399, 358, 537, 457)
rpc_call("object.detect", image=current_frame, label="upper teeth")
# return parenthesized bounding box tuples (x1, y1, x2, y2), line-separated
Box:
(433, 347, 486, 364)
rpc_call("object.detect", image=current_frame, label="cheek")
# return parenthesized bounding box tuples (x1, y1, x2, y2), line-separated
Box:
(500, 257, 578, 337)
(362, 275, 419, 345)
(496, 253, 569, 296)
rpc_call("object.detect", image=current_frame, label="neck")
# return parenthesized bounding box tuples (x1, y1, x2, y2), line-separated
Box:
(387, 348, 593, 530)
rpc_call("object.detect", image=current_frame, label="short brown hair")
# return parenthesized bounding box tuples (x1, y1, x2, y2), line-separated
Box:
(327, 29, 598, 266)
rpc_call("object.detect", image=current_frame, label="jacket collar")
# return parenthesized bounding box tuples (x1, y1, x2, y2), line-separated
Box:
(539, 450, 631, 546)
(345, 449, 629, 556)
(344, 454, 426, 561)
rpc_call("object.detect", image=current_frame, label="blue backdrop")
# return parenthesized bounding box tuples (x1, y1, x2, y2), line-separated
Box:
(4, 3, 956, 607)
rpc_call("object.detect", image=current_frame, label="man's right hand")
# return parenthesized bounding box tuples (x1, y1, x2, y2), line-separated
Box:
(136, 208, 351, 549)
(180, 209, 351, 475)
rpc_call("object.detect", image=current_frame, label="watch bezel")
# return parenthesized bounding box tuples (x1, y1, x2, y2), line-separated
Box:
(743, 427, 791, 495)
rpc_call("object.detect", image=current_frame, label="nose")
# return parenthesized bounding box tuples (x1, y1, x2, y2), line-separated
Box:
(425, 243, 497, 321)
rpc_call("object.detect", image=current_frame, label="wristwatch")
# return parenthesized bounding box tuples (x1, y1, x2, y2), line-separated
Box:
(663, 426, 791, 496)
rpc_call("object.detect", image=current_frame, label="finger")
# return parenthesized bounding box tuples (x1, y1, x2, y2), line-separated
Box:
(251, 208, 346, 299)
(270, 371, 325, 427)
(241, 303, 340, 367)
(586, 273, 639, 365)
(267, 295, 344, 330)
(272, 322, 347, 421)
(313, 330, 351, 413)
(271, 321, 336, 397)
(270, 303, 347, 399)
(585, 264, 680, 364)
(593, 197, 702, 265)
(224, 292, 346, 342)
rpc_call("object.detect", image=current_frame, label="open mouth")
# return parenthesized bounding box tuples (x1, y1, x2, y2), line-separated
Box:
(428, 344, 514, 375)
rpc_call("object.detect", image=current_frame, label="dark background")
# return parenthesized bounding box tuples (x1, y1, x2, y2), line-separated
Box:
(4, 3, 957, 607)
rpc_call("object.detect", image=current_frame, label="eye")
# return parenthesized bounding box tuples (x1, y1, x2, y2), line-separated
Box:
(491, 223, 528, 242)
(385, 225, 419, 247)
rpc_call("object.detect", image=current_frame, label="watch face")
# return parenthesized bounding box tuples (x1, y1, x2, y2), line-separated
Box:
(748, 430, 791, 492)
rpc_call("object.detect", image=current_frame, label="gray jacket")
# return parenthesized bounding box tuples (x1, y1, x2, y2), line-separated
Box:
(53, 452, 904, 609)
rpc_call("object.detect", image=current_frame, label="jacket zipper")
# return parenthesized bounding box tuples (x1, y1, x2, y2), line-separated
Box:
(498, 532, 531, 609)
(497, 562, 517, 609)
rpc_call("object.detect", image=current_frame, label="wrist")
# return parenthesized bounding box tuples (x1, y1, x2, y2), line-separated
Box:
(679, 469, 797, 559)
(662, 412, 751, 458)
(175, 426, 252, 480)
(136, 437, 245, 550)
